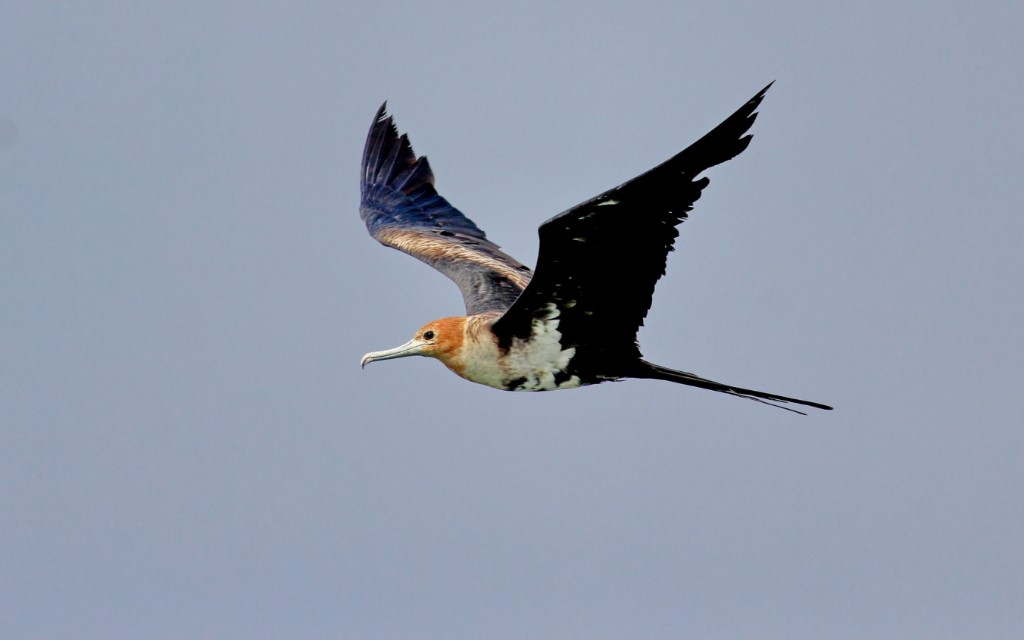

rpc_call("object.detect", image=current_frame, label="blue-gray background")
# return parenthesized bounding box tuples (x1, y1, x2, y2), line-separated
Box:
(3, 2, 1022, 638)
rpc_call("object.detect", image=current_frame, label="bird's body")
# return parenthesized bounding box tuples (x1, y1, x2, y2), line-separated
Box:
(358, 84, 832, 413)
(418, 313, 584, 392)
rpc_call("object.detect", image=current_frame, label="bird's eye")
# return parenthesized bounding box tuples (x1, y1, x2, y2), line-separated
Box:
(423, 330, 435, 340)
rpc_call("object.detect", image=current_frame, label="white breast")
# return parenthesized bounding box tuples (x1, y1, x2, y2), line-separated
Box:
(460, 306, 581, 391)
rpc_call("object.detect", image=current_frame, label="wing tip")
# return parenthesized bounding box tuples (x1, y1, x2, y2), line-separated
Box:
(671, 81, 774, 171)
(359, 103, 493, 242)
(747, 81, 774, 110)
(362, 102, 436, 194)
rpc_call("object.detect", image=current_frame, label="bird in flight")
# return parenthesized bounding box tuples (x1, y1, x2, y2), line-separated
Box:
(358, 84, 831, 414)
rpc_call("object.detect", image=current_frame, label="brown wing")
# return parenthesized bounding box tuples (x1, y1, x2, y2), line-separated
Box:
(359, 103, 531, 315)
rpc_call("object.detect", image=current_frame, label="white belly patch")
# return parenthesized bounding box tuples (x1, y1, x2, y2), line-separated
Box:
(504, 305, 580, 391)
(457, 305, 582, 391)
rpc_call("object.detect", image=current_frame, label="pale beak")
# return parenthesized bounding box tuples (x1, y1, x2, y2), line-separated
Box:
(360, 339, 425, 369)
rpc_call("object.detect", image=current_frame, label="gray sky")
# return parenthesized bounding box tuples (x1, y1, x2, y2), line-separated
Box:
(2, 2, 1022, 638)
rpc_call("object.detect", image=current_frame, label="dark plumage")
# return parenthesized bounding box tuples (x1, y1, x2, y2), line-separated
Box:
(359, 84, 832, 414)
(360, 104, 530, 315)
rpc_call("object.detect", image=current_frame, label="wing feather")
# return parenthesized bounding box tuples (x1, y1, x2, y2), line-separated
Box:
(359, 104, 531, 315)
(492, 84, 773, 372)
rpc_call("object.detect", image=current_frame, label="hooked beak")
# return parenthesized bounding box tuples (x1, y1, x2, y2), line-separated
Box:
(360, 339, 426, 369)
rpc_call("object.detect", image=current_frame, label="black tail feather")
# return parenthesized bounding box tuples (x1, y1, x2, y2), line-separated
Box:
(632, 361, 833, 415)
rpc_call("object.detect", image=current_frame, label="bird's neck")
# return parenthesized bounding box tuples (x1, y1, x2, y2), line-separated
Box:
(433, 313, 502, 381)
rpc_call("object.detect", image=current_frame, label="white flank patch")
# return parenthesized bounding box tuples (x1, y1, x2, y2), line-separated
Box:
(505, 304, 580, 391)
(457, 307, 580, 392)
(597, 199, 619, 206)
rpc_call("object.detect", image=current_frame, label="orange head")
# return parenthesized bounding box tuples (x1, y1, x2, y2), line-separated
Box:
(360, 317, 467, 373)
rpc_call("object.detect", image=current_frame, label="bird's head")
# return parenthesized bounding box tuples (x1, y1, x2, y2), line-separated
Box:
(360, 317, 466, 372)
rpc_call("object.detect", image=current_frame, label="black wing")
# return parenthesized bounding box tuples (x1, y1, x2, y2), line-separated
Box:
(360, 103, 532, 315)
(492, 84, 772, 371)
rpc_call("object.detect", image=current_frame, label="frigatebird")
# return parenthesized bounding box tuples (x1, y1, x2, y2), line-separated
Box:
(359, 84, 831, 414)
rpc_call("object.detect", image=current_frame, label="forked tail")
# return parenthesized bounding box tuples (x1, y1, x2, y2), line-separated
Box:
(633, 361, 833, 415)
